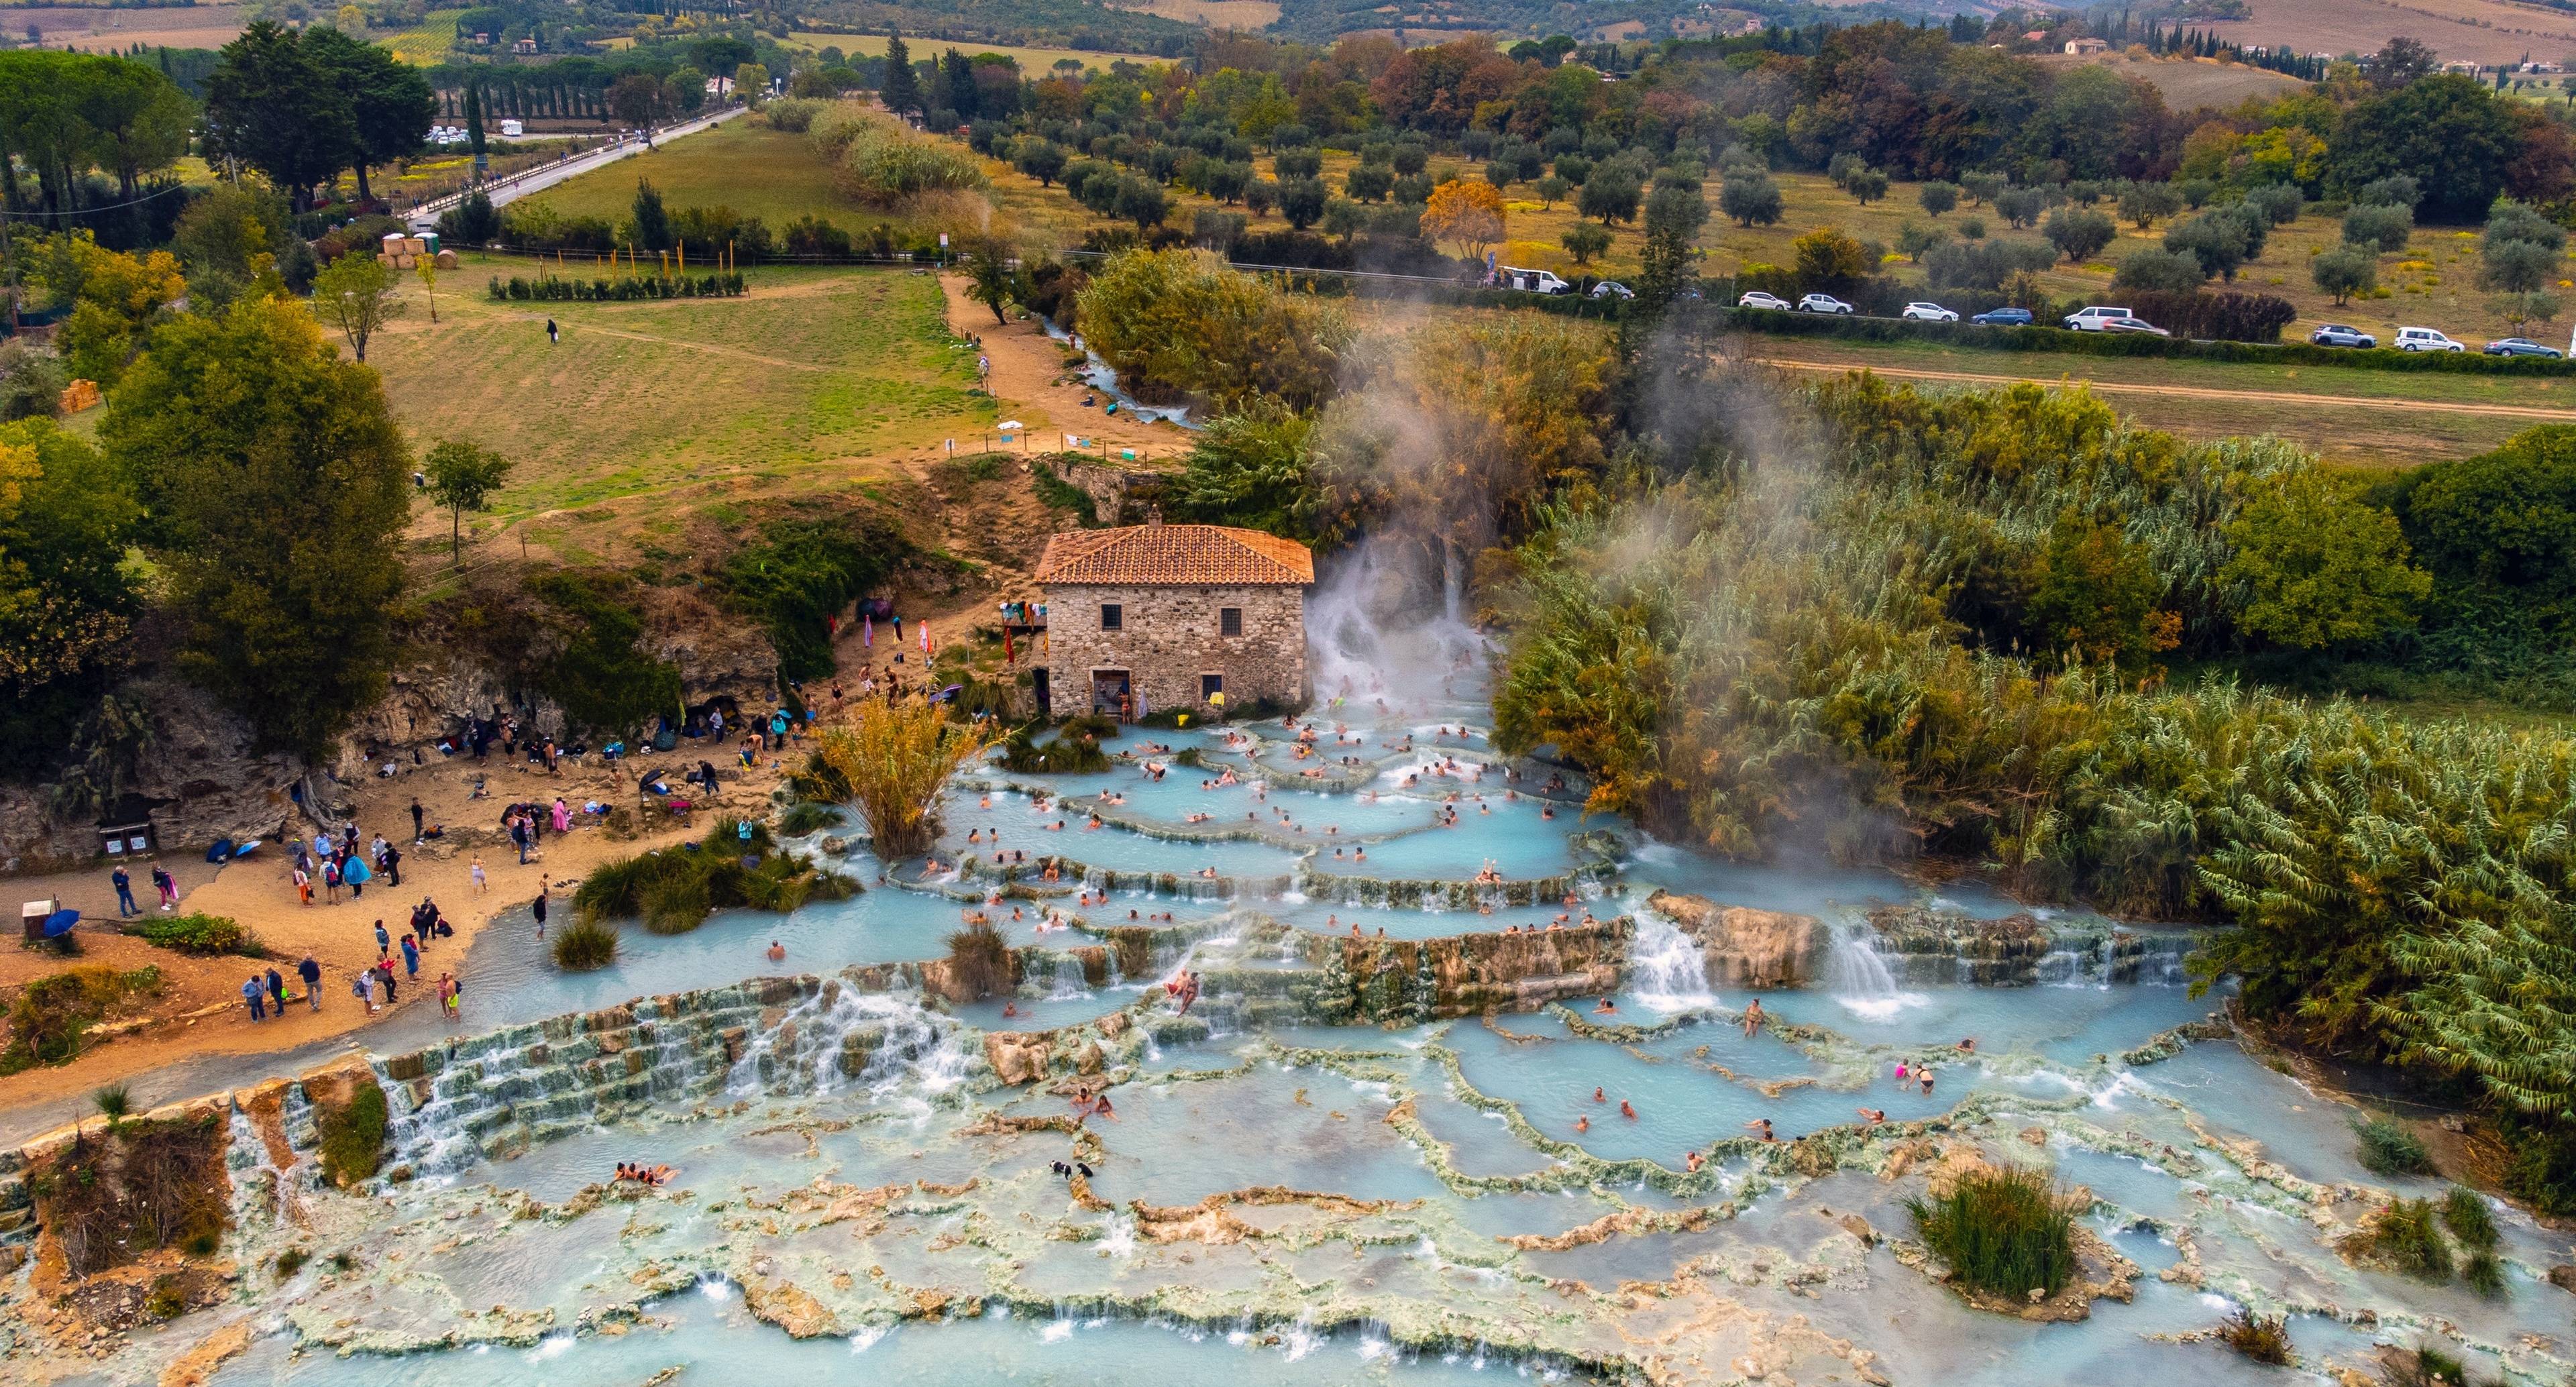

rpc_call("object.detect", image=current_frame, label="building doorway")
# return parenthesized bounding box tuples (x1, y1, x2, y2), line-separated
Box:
(1032, 668, 1051, 718)
(1091, 669, 1130, 719)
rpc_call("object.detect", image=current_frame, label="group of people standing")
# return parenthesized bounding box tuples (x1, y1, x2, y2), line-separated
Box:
(288, 826, 401, 907)
(109, 863, 179, 917)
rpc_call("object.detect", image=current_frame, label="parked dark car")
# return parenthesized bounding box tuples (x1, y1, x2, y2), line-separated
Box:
(2308, 323, 2377, 349)
(1970, 307, 2033, 326)
(2484, 337, 2565, 358)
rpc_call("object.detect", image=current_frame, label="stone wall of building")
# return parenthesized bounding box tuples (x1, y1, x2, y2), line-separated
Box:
(1041, 581, 1307, 717)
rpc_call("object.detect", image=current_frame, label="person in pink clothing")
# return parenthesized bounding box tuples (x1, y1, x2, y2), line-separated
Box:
(551, 797, 571, 834)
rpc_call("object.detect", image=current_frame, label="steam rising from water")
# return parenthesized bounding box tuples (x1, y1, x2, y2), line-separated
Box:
(1307, 535, 1489, 709)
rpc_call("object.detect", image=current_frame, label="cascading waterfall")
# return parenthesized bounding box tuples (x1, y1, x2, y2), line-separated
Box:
(1307, 537, 1491, 709)
(1823, 919, 1926, 1022)
(1624, 907, 1713, 1011)
(728, 985, 961, 1099)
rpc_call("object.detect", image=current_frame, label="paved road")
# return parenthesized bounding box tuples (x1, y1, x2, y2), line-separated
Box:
(1752, 356, 2576, 422)
(407, 105, 749, 232)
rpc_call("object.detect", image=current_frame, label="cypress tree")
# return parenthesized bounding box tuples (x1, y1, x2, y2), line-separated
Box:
(879, 32, 920, 119)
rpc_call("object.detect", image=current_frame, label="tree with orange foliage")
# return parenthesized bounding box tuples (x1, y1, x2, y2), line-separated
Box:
(1421, 180, 1506, 264)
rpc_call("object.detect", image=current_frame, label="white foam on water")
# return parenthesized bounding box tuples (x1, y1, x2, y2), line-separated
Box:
(698, 1274, 735, 1302)
(849, 1325, 891, 1353)
(525, 1332, 576, 1361)
(1824, 920, 1927, 1021)
(1625, 908, 1713, 1012)
(1040, 1319, 1075, 1343)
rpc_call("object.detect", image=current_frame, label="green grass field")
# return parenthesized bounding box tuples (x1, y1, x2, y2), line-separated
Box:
(368, 256, 992, 557)
(1746, 333, 2564, 465)
(381, 7, 468, 64)
(510, 121, 850, 231)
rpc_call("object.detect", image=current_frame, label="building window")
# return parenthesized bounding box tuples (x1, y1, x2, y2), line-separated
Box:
(1100, 603, 1123, 632)
(1218, 606, 1242, 636)
(1201, 673, 1224, 702)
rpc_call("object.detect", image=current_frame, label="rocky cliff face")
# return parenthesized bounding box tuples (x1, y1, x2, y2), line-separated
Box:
(1646, 890, 1826, 989)
(0, 671, 304, 868)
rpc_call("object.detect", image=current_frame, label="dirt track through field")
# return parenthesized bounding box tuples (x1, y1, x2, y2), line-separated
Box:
(1750, 357, 2576, 422)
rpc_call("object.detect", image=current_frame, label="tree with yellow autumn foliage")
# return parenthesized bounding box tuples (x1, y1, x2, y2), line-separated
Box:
(1421, 180, 1505, 263)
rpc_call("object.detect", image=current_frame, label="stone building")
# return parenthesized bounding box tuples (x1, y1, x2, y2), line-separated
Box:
(1032, 518, 1314, 719)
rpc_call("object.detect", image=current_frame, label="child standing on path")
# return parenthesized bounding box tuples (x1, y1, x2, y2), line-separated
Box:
(471, 857, 488, 894)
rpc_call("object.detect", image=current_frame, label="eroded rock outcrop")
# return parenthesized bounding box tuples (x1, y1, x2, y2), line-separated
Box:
(1647, 890, 1827, 989)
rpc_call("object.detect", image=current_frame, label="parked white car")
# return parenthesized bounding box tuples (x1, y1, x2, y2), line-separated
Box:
(1900, 302, 1958, 322)
(2396, 326, 2466, 352)
(2062, 305, 2136, 331)
(1589, 280, 1634, 300)
(1796, 293, 1855, 315)
(1499, 266, 1572, 295)
(1737, 291, 1790, 311)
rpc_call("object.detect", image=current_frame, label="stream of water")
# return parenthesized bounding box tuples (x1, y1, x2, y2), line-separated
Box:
(54, 626, 2574, 1387)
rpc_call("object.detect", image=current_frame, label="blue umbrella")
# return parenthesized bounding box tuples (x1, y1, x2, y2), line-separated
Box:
(42, 908, 79, 938)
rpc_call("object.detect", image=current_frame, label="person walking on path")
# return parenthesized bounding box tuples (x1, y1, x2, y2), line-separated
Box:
(382, 842, 402, 889)
(511, 816, 531, 865)
(551, 797, 570, 835)
(345, 854, 371, 900)
(266, 967, 285, 1015)
(410, 798, 425, 842)
(471, 856, 488, 894)
(111, 865, 138, 918)
(298, 954, 323, 1011)
(546, 318, 558, 344)
(400, 932, 421, 979)
(292, 864, 313, 906)
(376, 960, 398, 1005)
(152, 864, 178, 911)
(374, 919, 391, 957)
(353, 969, 376, 1013)
(243, 975, 266, 1021)
(323, 857, 342, 905)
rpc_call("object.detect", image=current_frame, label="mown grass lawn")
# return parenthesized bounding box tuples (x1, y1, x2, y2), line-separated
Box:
(369, 256, 992, 530)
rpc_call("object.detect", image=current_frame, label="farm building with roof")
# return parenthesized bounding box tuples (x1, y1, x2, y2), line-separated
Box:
(1032, 516, 1315, 720)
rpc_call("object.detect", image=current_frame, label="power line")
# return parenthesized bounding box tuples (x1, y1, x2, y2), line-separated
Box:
(0, 183, 189, 221)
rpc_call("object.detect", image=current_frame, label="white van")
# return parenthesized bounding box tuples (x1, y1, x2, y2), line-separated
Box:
(2395, 326, 2465, 352)
(500, 119, 525, 137)
(2062, 305, 2135, 331)
(1499, 266, 1571, 295)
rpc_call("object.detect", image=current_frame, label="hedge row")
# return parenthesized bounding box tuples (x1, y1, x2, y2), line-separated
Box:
(486, 272, 748, 302)
(1717, 305, 2576, 376)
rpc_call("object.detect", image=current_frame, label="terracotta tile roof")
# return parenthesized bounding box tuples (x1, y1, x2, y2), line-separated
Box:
(1034, 523, 1316, 587)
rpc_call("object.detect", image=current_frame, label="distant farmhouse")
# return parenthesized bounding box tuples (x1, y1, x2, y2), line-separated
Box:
(1032, 518, 1315, 720)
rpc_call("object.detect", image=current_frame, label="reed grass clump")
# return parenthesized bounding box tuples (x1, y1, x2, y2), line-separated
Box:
(2439, 1186, 2497, 1248)
(1907, 1166, 2076, 1300)
(2369, 1198, 2455, 1280)
(814, 698, 1003, 858)
(573, 818, 855, 935)
(2356, 1118, 2435, 1176)
(943, 924, 1013, 1000)
(2217, 1308, 2292, 1364)
(549, 918, 619, 970)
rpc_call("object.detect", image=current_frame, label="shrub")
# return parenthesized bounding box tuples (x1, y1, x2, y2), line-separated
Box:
(777, 802, 847, 836)
(274, 1247, 309, 1278)
(2120, 290, 2297, 343)
(2438, 1187, 2497, 1248)
(315, 1076, 387, 1188)
(572, 820, 847, 934)
(2355, 1117, 2434, 1176)
(550, 918, 619, 970)
(998, 725, 1111, 773)
(640, 869, 715, 934)
(820, 110, 987, 206)
(28, 1112, 227, 1276)
(1907, 1166, 2076, 1299)
(1924, 237, 2055, 291)
(2114, 247, 2208, 294)
(136, 911, 264, 957)
(2367, 1198, 2454, 1280)
(943, 924, 1013, 999)
(2345, 202, 2414, 253)
(763, 97, 822, 133)
(716, 512, 917, 680)
(5, 965, 161, 1070)
(2217, 1308, 2292, 1364)
(2462, 1250, 2507, 1296)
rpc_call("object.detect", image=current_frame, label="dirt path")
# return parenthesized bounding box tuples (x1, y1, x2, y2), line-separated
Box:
(1750, 356, 2576, 421)
(0, 738, 798, 1117)
(939, 274, 1192, 459)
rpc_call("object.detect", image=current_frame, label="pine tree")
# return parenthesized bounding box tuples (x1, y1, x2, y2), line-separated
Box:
(464, 83, 486, 158)
(879, 32, 920, 119)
